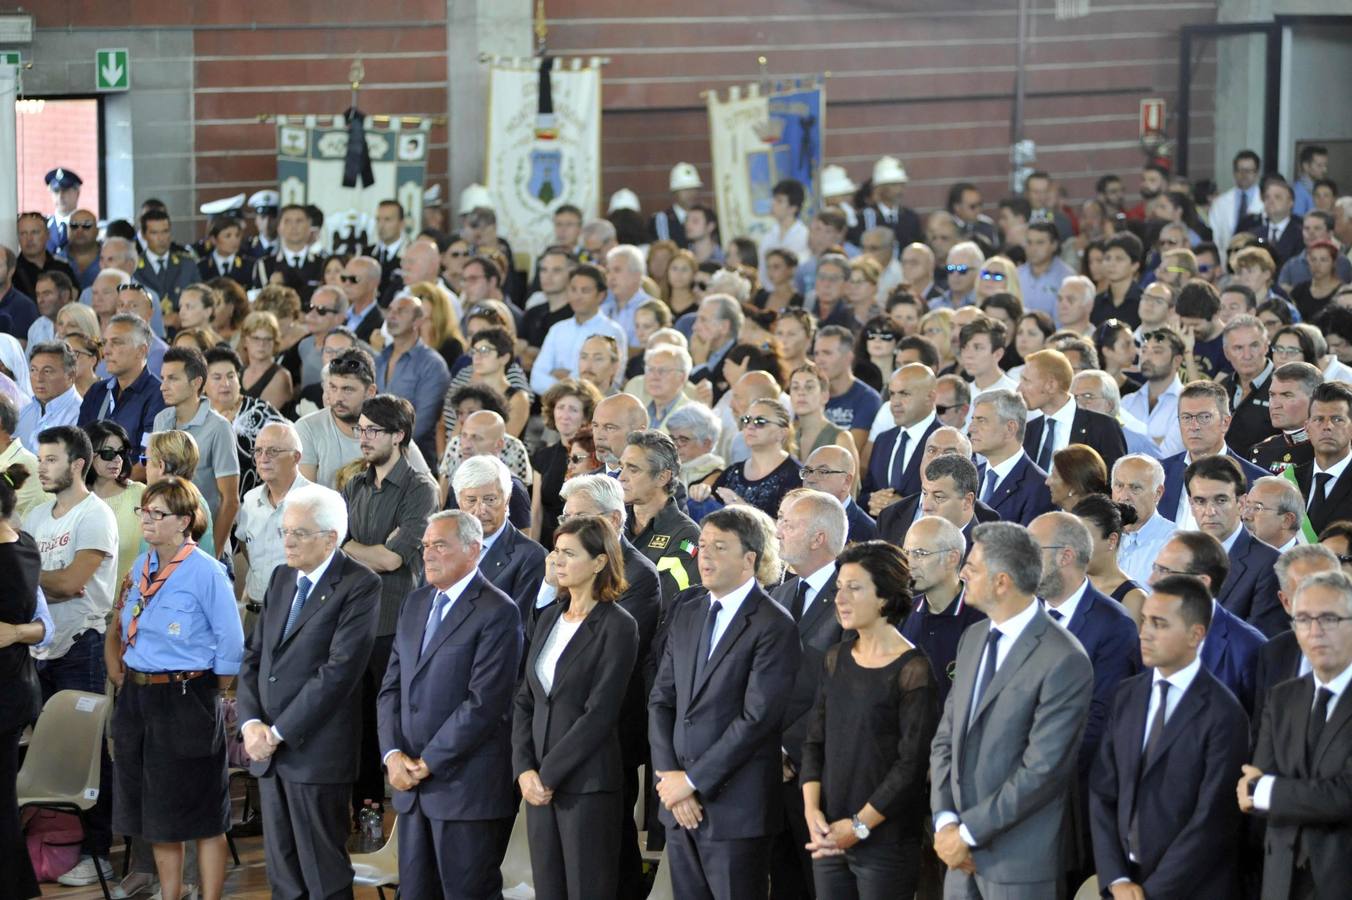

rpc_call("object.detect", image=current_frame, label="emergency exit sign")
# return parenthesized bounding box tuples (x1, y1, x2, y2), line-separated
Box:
(96, 48, 129, 91)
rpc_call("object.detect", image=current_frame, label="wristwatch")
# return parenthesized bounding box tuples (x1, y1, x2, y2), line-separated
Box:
(851, 815, 870, 841)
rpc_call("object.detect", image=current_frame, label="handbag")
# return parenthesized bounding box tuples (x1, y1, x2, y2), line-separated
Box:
(22, 807, 84, 882)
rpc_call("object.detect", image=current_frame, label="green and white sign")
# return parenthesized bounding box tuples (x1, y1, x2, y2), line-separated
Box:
(0, 52, 20, 67)
(95, 48, 129, 91)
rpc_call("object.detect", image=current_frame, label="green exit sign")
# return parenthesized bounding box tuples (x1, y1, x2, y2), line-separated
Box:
(96, 48, 129, 91)
(0, 51, 19, 67)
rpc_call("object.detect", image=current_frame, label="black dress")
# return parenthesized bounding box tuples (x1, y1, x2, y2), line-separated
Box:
(531, 441, 570, 548)
(0, 532, 42, 900)
(712, 455, 802, 518)
(243, 361, 284, 399)
(1110, 579, 1144, 606)
(1290, 280, 1338, 324)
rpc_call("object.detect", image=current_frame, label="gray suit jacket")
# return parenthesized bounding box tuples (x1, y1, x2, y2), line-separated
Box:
(929, 604, 1092, 885)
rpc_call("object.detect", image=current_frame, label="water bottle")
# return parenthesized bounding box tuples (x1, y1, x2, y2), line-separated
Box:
(365, 802, 384, 847)
(357, 802, 378, 851)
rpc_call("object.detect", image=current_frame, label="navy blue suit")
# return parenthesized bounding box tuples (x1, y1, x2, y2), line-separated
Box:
(1089, 666, 1249, 900)
(1021, 405, 1127, 476)
(1157, 447, 1269, 523)
(877, 492, 999, 548)
(476, 522, 548, 625)
(859, 417, 940, 510)
(1199, 600, 1266, 715)
(1217, 529, 1286, 639)
(843, 498, 878, 543)
(976, 452, 1054, 526)
(1052, 583, 1141, 777)
(377, 573, 524, 898)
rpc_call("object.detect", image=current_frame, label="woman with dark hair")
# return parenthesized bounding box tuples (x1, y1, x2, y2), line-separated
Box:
(0, 462, 42, 900)
(1081, 239, 1109, 293)
(107, 476, 244, 900)
(204, 346, 285, 500)
(854, 315, 899, 394)
(85, 420, 147, 585)
(1010, 311, 1056, 380)
(725, 237, 759, 272)
(664, 249, 700, 319)
(513, 515, 637, 899)
(1095, 318, 1143, 397)
(467, 326, 531, 437)
(1046, 444, 1109, 510)
(801, 540, 939, 899)
(565, 427, 603, 480)
(1071, 493, 1148, 623)
(532, 378, 605, 545)
(754, 248, 803, 311)
(1290, 239, 1344, 323)
(721, 341, 789, 392)
(1256, 299, 1294, 339)
(1270, 324, 1320, 366)
(1151, 189, 1211, 246)
(205, 276, 249, 349)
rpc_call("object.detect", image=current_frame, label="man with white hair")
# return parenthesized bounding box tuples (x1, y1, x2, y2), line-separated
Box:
(1072, 369, 1161, 460)
(1242, 475, 1306, 553)
(1254, 544, 1340, 732)
(88, 267, 129, 332)
(667, 402, 724, 488)
(234, 421, 311, 632)
(643, 344, 694, 431)
(236, 482, 381, 900)
(689, 294, 744, 404)
(966, 388, 1054, 525)
(1056, 275, 1097, 337)
(939, 241, 984, 309)
(602, 244, 653, 348)
(1110, 454, 1175, 586)
(580, 218, 618, 263)
(454, 454, 546, 622)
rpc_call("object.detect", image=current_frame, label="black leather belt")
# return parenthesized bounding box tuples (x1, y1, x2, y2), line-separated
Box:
(245, 601, 263, 614)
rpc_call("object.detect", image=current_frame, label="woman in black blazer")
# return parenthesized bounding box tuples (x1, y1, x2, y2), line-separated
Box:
(0, 464, 43, 900)
(512, 515, 638, 899)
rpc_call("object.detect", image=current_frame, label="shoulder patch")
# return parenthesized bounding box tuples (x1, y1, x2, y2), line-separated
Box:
(648, 534, 670, 550)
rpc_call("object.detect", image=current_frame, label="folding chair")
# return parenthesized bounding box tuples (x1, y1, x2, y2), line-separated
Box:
(351, 813, 400, 900)
(17, 690, 113, 900)
(1073, 875, 1100, 900)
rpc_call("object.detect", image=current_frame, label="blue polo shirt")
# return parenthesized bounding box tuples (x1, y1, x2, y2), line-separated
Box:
(900, 590, 986, 706)
(77, 365, 167, 456)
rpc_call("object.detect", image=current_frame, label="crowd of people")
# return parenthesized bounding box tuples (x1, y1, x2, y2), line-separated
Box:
(1, 146, 1351, 900)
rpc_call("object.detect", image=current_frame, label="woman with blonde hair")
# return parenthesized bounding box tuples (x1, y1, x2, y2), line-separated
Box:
(143, 430, 216, 557)
(239, 310, 294, 409)
(789, 362, 858, 462)
(251, 284, 307, 354)
(693, 397, 802, 518)
(917, 308, 957, 373)
(977, 255, 1023, 304)
(57, 301, 101, 341)
(647, 239, 680, 288)
(406, 280, 466, 370)
(172, 327, 221, 355)
(846, 256, 884, 327)
(205, 277, 249, 348)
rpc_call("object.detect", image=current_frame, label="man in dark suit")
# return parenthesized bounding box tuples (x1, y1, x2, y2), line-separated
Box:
(1292, 381, 1352, 538)
(1185, 454, 1287, 637)
(452, 455, 547, 624)
(969, 389, 1054, 526)
(549, 474, 661, 900)
(1159, 380, 1269, 525)
(800, 445, 877, 543)
(768, 490, 850, 900)
(930, 522, 1093, 898)
(252, 204, 328, 304)
(1241, 178, 1303, 267)
(236, 485, 381, 900)
(1018, 348, 1127, 476)
(1255, 546, 1340, 736)
(860, 363, 940, 517)
(377, 510, 523, 898)
(1239, 569, 1352, 900)
(877, 454, 998, 549)
(650, 506, 801, 900)
(1090, 575, 1250, 900)
(1149, 532, 1268, 714)
(135, 208, 199, 315)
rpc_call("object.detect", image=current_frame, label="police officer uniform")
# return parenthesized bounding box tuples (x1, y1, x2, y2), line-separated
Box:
(626, 496, 700, 610)
(44, 168, 83, 256)
(857, 156, 923, 249)
(1218, 361, 1280, 458)
(243, 190, 281, 259)
(252, 247, 327, 304)
(648, 163, 702, 247)
(1248, 427, 1314, 475)
(135, 249, 200, 313)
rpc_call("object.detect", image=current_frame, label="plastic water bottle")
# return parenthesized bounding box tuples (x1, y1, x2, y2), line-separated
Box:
(364, 802, 383, 847)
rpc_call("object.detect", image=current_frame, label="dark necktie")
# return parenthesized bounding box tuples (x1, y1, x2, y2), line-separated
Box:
(694, 599, 723, 683)
(1036, 419, 1056, 470)
(1308, 472, 1333, 522)
(790, 579, 809, 621)
(1307, 687, 1333, 767)
(970, 630, 1002, 722)
(1269, 222, 1279, 244)
(1047, 608, 1063, 623)
(421, 591, 452, 655)
(1129, 680, 1171, 859)
(282, 575, 313, 639)
(1236, 189, 1249, 233)
(889, 431, 910, 491)
(980, 468, 997, 504)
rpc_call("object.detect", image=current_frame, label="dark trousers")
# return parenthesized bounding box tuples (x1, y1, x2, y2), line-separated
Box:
(35, 628, 111, 856)
(397, 810, 510, 900)
(258, 775, 354, 900)
(666, 825, 770, 900)
(769, 779, 813, 900)
(527, 789, 622, 899)
(811, 836, 920, 900)
(617, 764, 644, 900)
(354, 634, 393, 815)
(2, 728, 40, 900)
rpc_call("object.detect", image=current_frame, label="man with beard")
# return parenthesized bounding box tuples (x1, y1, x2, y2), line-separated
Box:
(340, 394, 439, 827)
(1122, 325, 1187, 457)
(1126, 163, 1169, 222)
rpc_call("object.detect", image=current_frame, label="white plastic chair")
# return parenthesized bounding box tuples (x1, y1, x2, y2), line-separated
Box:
(350, 814, 399, 900)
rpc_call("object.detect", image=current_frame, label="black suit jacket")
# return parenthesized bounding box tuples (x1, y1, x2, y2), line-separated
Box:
(1252, 630, 1303, 746)
(236, 551, 381, 782)
(877, 492, 999, 548)
(648, 583, 801, 840)
(197, 254, 251, 286)
(377, 574, 523, 821)
(1243, 213, 1304, 267)
(1293, 458, 1352, 538)
(843, 498, 878, 543)
(1022, 405, 1127, 476)
(1253, 674, 1352, 900)
(477, 522, 548, 624)
(1089, 666, 1250, 900)
(252, 249, 327, 303)
(1218, 528, 1286, 639)
(512, 601, 639, 794)
(770, 567, 847, 768)
(860, 418, 941, 510)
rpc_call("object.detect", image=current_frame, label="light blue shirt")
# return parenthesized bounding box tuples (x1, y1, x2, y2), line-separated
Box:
(119, 545, 245, 674)
(1117, 510, 1175, 586)
(530, 313, 628, 396)
(374, 339, 451, 463)
(1017, 258, 1075, 323)
(478, 519, 508, 561)
(1121, 376, 1185, 458)
(602, 287, 655, 349)
(16, 385, 82, 449)
(31, 587, 54, 652)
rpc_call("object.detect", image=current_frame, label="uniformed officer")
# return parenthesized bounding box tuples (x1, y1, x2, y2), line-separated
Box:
(618, 430, 701, 610)
(244, 189, 281, 259)
(45, 168, 83, 255)
(251, 203, 327, 303)
(191, 193, 245, 266)
(648, 162, 702, 247)
(1249, 360, 1319, 474)
(136, 208, 200, 326)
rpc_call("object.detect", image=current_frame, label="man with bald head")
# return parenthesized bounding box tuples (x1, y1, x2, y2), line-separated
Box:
(862, 363, 939, 516)
(382, 238, 452, 309)
(341, 254, 384, 343)
(878, 446, 998, 547)
(900, 241, 941, 304)
(801, 444, 876, 541)
(86, 238, 166, 335)
(1019, 347, 1127, 474)
(900, 515, 986, 705)
(375, 292, 449, 464)
(446, 410, 532, 529)
(591, 393, 650, 477)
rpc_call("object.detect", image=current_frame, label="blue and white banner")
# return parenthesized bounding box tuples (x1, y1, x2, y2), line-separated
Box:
(706, 78, 825, 243)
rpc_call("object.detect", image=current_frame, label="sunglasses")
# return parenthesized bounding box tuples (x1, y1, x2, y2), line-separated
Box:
(95, 447, 125, 461)
(946, 264, 971, 275)
(935, 402, 963, 415)
(739, 414, 787, 429)
(69, 221, 97, 230)
(310, 306, 341, 316)
(866, 330, 899, 342)
(979, 271, 1006, 281)
(116, 282, 146, 293)
(339, 274, 360, 284)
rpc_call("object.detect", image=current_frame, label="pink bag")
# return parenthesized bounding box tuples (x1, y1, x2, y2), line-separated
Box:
(220, 694, 250, 769)
(22, 807, 84, 882)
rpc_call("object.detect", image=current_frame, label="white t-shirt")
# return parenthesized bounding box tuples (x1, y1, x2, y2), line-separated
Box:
(23, 492, 119, 658)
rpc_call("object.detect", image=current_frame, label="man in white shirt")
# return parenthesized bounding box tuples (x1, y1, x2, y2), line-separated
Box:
(1122, 326, 1186, 457)
(1073, 370, 1161, 460)
(530, 264, 627, 396)
(234, 421, 311, 629)
(17, 342, 82, 449)
(758, 179, 810, 284)
(1207, 150, 1264, 261)
(601, 244, 653, 349)
(1111, 454, 1175, 587)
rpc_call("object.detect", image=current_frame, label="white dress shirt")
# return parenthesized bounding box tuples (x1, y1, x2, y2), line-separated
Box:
(1037, 397, 1079, 461)
(1253, 660, 1352, 810)
(887, 410, 937, 484)
(1121, 376, 1184, 457)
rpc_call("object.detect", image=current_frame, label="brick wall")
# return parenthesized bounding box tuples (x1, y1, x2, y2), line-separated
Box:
(16, 98, 102, 219)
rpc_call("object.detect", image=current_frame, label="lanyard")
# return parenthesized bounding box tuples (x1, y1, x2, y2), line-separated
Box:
(123, 541, 197, 652)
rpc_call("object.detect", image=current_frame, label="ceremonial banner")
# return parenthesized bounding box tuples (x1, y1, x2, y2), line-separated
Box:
(706, 79, 825, 244)
(486, 55, 602, 261)
(275, 115, 430, 251)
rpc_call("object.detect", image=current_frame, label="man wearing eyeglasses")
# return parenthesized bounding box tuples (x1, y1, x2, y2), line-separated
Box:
(1239, 569, 1352, 899)
(937, 241, 983, 310)
(1158, 380, 1267, 529)
(1017, 222, 1074, 322)
(801, 445, 877, 542)
(900, 515, 984, 707)
(234, 421, 311, 633)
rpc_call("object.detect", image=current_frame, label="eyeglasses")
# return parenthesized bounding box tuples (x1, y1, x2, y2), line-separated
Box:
(1151, 562, 1191, 578)
(470, 345, 500, 357)
(95, 447, 125, 461)
(116, 282, 147, 293)
(328, 357, 367, 376)
(693, 280, 711, 290)
(69, 221, 97, 230)
(134, 506, 180, 522)
(946, 264, 971, 275)
(739, 415, 787, 429)
(278, 527, 330, 541)
(309, 306, 341, 316)
(1292, 614, 1352, 632)
(1072, 391, 1103, 405)
(800, 465, 848, 478)
(339, 274, 361, 284)
(252, 446, 296, 459)
(979, 271, 1006, 281)
(1272, 345, 1305, 358)
(1038, 544, 1070, 553)
(1197, 263, 1215, 273)
(1178, 412, 1217, 427)
(866, 330, 898, 342)
(900, 547, 955, 561)
(354, 426, 391, 439)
